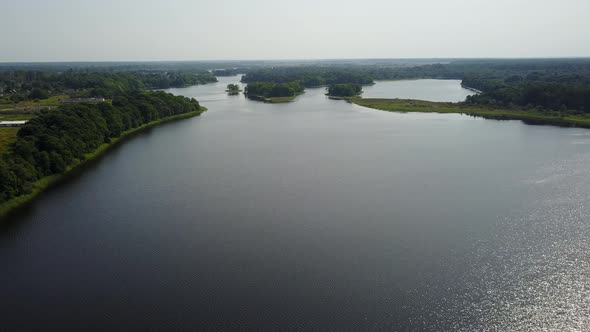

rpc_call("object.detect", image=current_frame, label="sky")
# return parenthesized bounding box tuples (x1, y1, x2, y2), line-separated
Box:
(1, 0, 590, 62)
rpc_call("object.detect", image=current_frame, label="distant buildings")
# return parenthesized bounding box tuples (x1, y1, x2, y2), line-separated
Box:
(60, 98, 105, 104)
(0, 120, 28, 127)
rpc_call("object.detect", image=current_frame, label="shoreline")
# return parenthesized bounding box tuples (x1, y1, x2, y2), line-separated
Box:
(460, 85, 483, 94)
(351, 97, 590, 129)
(327, 95, 358, 101)
(0, 107, 206, 221)
(246, 92, 303, 103)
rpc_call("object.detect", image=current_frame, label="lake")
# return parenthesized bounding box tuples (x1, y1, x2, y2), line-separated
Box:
(362, 79, 475, 102)
(1, 77, 589, 330)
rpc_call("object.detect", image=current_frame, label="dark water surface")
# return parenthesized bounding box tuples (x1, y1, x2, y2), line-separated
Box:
(1, 77, 589, 331)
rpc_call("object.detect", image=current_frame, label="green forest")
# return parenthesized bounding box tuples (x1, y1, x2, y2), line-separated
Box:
(240, 59, 590, 114)
(245, 82, 304, 99)
(5, 59, 590, 114)
(0, 70, 217, 104)
(241, 67, 374, 87)
(327, 84, 363, 97)
(0, 91, 203, 205)
(226, 84, 241, 95)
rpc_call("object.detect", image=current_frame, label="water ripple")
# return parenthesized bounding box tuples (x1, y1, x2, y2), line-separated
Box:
(416, 154, 590, 331)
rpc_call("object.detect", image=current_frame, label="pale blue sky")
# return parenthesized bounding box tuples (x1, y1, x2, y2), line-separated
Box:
(2, 0, 589, 61)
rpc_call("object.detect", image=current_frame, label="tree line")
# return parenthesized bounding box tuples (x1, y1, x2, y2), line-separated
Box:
(462, 75, 590, 112)
(327, 84, 363, 97)
(239, 59, 590, 113)
(241, 67, 374, 87)
(244, 82, 304, 98)
(366, 59, 590, 113)
(0, 70, 217, 103)
(226, 84, 241, 95)
(0, 91, 202, 204)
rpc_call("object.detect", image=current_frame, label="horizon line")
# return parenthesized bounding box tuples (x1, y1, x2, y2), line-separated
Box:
(2, 56, 590, 64)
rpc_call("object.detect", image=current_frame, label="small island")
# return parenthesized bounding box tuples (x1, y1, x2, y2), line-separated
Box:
(226, 84, 242, 95)
(326, 84, 363, 100)
(244, 82, 304, 103)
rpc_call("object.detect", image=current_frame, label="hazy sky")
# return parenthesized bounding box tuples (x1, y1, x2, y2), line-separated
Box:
(2, 0, 590, 61)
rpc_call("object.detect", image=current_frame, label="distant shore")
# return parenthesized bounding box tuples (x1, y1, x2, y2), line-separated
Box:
(351, 97, 590, 129)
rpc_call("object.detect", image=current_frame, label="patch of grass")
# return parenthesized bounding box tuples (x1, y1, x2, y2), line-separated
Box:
(16, 95, 69, 107)
(0, 95, 69, 111)
(267, 95, 298, 103)
(351, 98, 590, 128)
(0, 104, 15, 111)
(0, 113, 36, 121)
(0, 128, 19, 153)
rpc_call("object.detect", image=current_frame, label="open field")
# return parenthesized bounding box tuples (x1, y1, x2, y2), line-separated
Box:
(0, 113, 37, 121)
(0, 95, 69, 110)
(352, 98, 590, 128)
(0, 128, 19, 153)
(17, 95, 68, 107)
(0, 115, 37, 152)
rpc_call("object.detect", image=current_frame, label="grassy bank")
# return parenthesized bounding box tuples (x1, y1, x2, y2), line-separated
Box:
(352, 98, 590, 128)
(0, 107, 206, 220)
(267, 96, 298, 103)
(0, 114, 37, 121)
(0, 95, 69, 110)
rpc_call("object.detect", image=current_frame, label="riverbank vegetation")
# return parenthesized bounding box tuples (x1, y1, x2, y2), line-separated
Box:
(241, 59, 590, 116)
(0, 91, 204, 213)
(226, 84, 242, 95)
(244, 82, 304, 103)
(352, 98, 590, 128)
(327, 84, 363, 97)
(363, 59, 590, 114)
(0, 69, 216, 106)
(241, 67, 374, 87)
(0, 95, 69, 111)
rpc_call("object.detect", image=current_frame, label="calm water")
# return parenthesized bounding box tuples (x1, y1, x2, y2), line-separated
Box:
(362, 79, 475, 102)
(1, 78, 590, 331)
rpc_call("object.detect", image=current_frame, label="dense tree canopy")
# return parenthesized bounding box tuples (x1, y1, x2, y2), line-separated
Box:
(363, 59, 590, 112)
(327, 84, 363, 97)
(245, 82, 304, 98)
(240, 59, 590, 113)
(0, 91, 201, 203)
(0, 70, 217, 104)
(226, 84, 240, 91)
(242, 67, 374, 87)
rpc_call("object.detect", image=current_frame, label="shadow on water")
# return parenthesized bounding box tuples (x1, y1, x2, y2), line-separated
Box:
(462, 113, 590, 129)
(0, 117, 193, 234)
